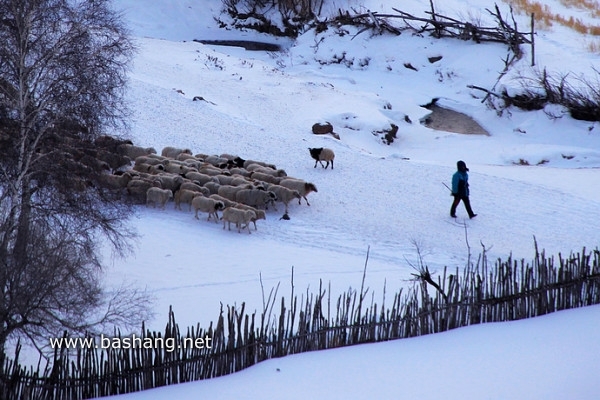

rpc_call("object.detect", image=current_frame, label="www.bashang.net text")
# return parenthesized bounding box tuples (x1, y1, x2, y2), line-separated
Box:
(49, 334, 212, 352)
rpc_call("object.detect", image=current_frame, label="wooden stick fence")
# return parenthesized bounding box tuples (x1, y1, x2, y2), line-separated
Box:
(2, 247, 600, 399)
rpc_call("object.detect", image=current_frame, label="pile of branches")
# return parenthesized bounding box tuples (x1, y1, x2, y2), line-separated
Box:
(504, 68, 600, 121)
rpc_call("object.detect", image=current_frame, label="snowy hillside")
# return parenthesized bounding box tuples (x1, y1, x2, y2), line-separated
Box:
(93, 0, 600, 398)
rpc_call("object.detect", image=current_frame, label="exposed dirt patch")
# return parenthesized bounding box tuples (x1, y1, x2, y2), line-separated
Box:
(421, 104, 489, 135)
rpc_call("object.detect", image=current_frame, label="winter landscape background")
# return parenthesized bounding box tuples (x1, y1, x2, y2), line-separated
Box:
(86, 0, 600, 398)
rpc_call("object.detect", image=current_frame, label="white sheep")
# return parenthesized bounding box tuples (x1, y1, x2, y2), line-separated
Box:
(174, 188, 203, 211)
(218, 184, 250, 202)
(133, 162, 165, 174)
(222, 207, 256, 234)
(134, 155, 165, 166)
(127, 178, 162, 202)
(233, 203, 266, 230)
(229, 167, 251, 177)
(204, 155, 229, 168)
(118, 144, 157, 159)
(267, 184, 302, 213)
(279, 179, 318, 206)
(146, 187, 173, 209)
(192, 196, 225, 223)
(100, 171, 135, 190)
(230, 176, 252, 186)
(161, 146, 193, 159)
(250, 171, 283, 185)
(202, 181, 222, 195)
(250, 166, 287, 177)
(243, 160, 277, 170)
(185, 171, 218, 185)
(235, 189, 277, 209)
(309, 147, 335, 169)
(180, 181, 210, 196)
(155, 173, 184, 192)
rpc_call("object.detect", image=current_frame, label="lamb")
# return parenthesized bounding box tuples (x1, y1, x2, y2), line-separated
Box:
(279, 179, 318, 206)
(235, 189, 277, 209)
(309, 147, 335, 169)
(267, 184, 302, 213)
(161, 146, 193, 159)
(174, 188, 204, 211)
(221, 207, 256, 234)
(233, 203, 266, 230)
(191, 196, 225, 223)
(146, 187, 173, 209)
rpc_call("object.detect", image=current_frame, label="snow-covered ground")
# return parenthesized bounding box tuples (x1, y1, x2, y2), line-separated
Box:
(96, 0, 600, 398)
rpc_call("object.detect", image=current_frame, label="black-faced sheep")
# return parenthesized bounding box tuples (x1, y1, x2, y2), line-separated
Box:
(133, 162, 165, 174)
(309, 147, 335, 169)
(146, 187, 173, 209)
(235, 189, 277, 210)
(192, 196, 225, 223)
(174, 188, 203, 211)
(209, 194, 238, 209)
(161, 146, 193, 159)
(222, 207, 256, 234)
(279, 179, 318, 206)
(233, 203, 266, 230)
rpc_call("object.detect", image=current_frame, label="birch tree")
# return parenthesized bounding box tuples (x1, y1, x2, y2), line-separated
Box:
(0, 0, 148, 357)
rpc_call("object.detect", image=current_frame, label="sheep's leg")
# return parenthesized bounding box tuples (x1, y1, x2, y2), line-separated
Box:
(194, 208, 199, 219)
(303, 196, 311, 206)
(313, 160, 318, 168)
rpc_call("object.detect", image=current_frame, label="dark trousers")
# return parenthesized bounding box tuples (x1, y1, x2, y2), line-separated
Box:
(451, 195, 475, 218)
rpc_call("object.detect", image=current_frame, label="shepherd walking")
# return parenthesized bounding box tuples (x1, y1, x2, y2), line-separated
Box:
(450, 160, 477, 219)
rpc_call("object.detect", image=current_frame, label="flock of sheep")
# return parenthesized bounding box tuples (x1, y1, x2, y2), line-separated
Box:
(100, 141, 334, 234)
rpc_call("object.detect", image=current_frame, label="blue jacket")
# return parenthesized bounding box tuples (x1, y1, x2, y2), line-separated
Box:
(452, 170, 469, 196)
